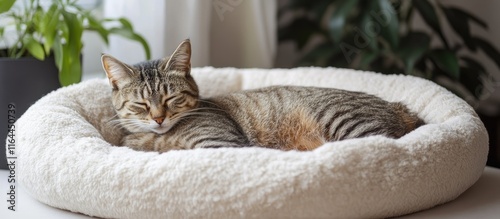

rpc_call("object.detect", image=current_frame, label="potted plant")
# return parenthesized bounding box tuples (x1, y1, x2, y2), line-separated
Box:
(279, 0, 500, 104)
(0, 0, 150, 85)
(0, 0, 151, 169)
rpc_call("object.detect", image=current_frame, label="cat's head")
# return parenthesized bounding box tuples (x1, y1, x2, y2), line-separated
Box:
(101, 39, 199, 134)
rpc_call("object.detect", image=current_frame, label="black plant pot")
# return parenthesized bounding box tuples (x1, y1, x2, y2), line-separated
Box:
(1, 55, 61, 170)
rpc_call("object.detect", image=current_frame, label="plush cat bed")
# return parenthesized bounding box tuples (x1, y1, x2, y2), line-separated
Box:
(11, 67, 487, 218)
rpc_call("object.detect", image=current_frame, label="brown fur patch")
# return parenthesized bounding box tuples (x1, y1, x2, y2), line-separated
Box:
(391, 102, 424, 135)
(252, 108, 324, 151)
(280, 108, 325, 151)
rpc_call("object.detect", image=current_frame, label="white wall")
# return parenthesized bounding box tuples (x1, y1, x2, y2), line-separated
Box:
(82, 32, 106, 79)
(81, 2, 106, 79)
(97, 0, 276, 70)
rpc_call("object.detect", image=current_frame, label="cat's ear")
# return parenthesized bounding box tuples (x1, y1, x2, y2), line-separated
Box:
(162, 39, 191, 73)
(101, 54, 135, 89)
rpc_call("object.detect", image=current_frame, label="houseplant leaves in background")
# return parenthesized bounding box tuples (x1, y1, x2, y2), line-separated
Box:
(0, 0, 16, 13)
(0, 0, 151, 86)
(278, 0, 500, 101)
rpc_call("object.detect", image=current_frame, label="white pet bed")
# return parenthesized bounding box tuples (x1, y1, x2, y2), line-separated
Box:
(12, 67, 488, 218)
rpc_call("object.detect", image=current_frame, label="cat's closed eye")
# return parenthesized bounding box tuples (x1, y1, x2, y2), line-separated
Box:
(173, 96, 187, 106)
(165, 95, 186, 107)
(128, 102, 149, 114)
(163, 96, 175, 106)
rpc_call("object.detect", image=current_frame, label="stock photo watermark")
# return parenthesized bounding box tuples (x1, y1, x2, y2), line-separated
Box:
(6, 103, 17, 211)
(340, 2, 401, 63)
(213, 0, 243, 21)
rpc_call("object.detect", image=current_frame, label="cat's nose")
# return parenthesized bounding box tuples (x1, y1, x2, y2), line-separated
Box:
(153, 116, 165, 125)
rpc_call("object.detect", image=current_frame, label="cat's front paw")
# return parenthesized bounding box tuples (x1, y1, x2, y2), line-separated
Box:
(121, 133, 156, 151)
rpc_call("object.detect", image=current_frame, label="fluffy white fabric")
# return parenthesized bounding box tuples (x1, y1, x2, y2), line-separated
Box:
(12, 67, 488, 218)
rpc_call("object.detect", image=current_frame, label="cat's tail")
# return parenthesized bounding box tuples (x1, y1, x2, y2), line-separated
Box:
(390, 102, 425, 134)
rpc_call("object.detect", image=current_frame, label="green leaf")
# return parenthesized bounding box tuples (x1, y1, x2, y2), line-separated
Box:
(109, 27, 151, 60)
(53, 35, 63, 70)
(86, 15, 109, 44)
(473, 37, 500, 70)
(118, 18, 133, 30)
(328, 0, 359, 43)
(373, 0, 399, 48)
(413, 0, 440, 31)
(67, 54, 81, 85)
(58, 43, 70, 86)
(39, 4, 56, 33)
(412, 0, 448, 48)
(62, 10, 83, 54)
(58, 42, 81, 86)
(429, 49, 460, 80)
(445, 6, 487, 29)
(465, 13, 488, 29)
(441, 6, 476, 50)
(24, 36, 45, 60)
(32, 6, 44, 30)
(396, 32, 430, 74)
(0, 0, 15, 14)
(60, 20, 69, 40)
(60, 10, 83, 86)
(41, 4, 60, 54)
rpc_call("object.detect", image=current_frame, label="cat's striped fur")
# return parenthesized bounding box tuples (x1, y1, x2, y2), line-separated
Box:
(102, 39, 423, 152)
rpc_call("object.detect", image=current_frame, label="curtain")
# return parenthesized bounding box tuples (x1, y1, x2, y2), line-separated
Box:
(103, 0, 277, 68)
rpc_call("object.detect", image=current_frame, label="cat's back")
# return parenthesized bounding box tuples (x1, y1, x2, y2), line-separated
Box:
(211, 85, 396, 118)
(205, 86, 422, 150)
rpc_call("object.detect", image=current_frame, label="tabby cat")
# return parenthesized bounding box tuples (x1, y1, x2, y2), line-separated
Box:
(102, 39, 423, 152)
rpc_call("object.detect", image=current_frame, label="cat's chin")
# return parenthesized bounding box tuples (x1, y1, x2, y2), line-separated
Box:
(150, 125, 173, 134)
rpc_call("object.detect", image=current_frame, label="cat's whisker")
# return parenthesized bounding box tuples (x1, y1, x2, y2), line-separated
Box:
(107, 120, 126, 129)
(107, 118, 148, 131)
(121, 122, 144, 131)
(197, 99, 223, 107)
(170, 112, 219, 121)
(184, 106, 225, 113)
(168, 112, 215, 124)
(108, 119, 137, 126)
(107, 114, 120, 122)
(171, 108, 227, 120)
